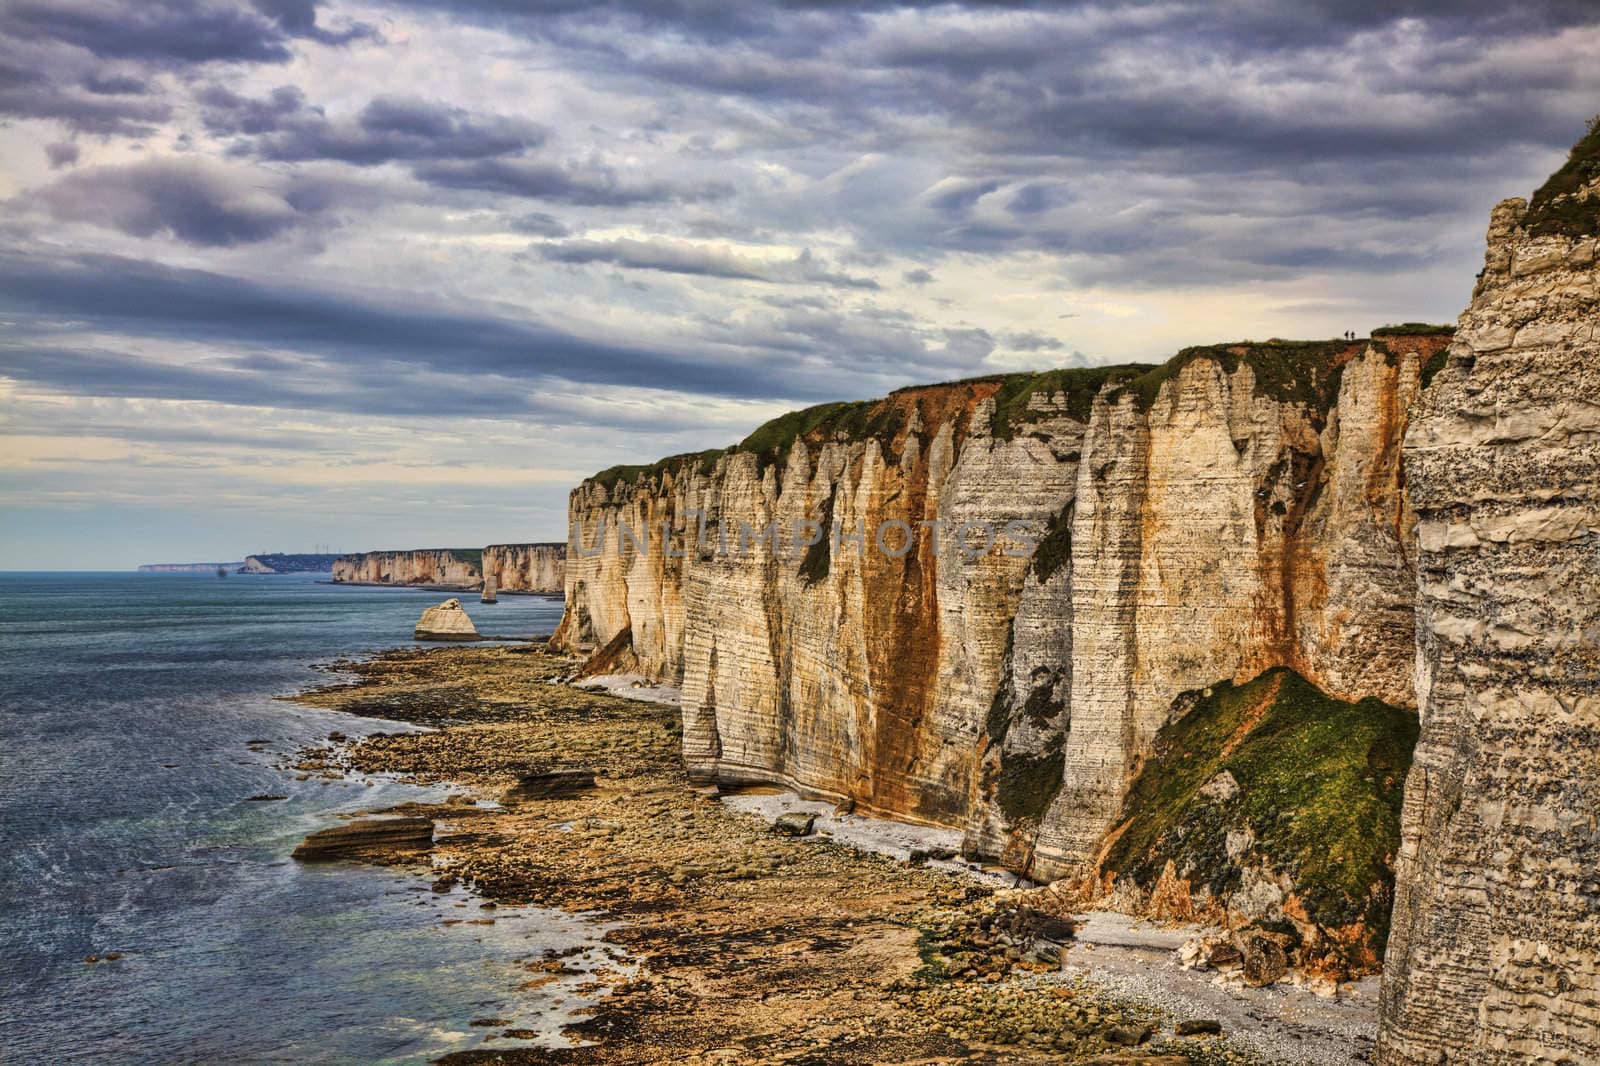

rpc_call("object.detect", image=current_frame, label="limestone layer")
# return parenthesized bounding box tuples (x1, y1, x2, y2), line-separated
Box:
(333, 544, 565, 593)
(557, 335, 1443, 888)
(333, 548, 483, 588)
(1376, 170, 1600, 1060)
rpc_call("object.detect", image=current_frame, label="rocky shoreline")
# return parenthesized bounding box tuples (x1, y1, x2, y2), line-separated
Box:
(281, 644, 1347, 1065)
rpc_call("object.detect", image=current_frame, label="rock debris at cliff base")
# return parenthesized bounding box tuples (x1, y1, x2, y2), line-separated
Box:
(281, 645, 1369, 1065)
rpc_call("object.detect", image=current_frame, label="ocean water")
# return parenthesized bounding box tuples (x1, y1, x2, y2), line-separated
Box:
(0, 572, 621, 1064)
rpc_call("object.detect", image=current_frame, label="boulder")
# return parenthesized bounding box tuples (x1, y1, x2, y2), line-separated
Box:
(1175, 1019, 1222, 1036)
(1239, 932, 1288, 987)
(292, 817, 434, 862)
(415, 598, 478, 642)
(772, 812, 817, 837)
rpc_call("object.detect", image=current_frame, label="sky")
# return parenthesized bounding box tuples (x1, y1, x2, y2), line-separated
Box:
(2, 2, 1597, 568)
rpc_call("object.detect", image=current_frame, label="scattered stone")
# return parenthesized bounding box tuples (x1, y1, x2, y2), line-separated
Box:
(772, 812, 816, 837)
(292, 817, 434, 862)
(414, 598, 479, 642)
(245, 794, 288, 802)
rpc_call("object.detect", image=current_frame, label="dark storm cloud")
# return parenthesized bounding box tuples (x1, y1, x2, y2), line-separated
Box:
(0, 56, 173, 135)
(35, 159, 331, 246)
(539, 237, 879, 289)
(0, 252, 854, 406)
(82, 72, 150, 95)
(202, 87, 547, 164)
(0, 0, 369, 65)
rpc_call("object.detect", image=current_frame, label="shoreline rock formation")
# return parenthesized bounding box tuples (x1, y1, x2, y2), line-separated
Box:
(483, 542, 565, 594)
(1376, 128, 1600, 1064)
(239, 553, 340, 573)
(415, 598, 479, 641)
(291, 817, 434, 862)
(331, 543, 565, 594)
(554, 330, 1450, 970)
(553, 128, 1598, 1038)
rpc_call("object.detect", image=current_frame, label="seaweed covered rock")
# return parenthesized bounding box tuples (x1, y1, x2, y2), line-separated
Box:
(1095, 667, 1416, 979)
(292, 817, 434, 862)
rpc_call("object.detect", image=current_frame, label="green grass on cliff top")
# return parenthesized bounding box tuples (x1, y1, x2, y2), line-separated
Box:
(1526, 116, 1600, 238)
(1103, 667, 1416, 965)
(580, 333, 1444, 488)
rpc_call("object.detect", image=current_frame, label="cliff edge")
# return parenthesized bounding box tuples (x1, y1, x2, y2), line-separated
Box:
(1376, 125, 1600, 1064)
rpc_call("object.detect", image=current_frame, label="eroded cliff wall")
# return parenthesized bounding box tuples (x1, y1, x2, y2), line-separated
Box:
(484, 543, 565, 594)
(558, 335, 1445, 913)
(1377, 135, 1600, 1064)
(331, 548, 483, 588)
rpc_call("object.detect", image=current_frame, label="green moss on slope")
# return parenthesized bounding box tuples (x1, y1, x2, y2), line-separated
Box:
(448, 548, 483, 567)
(1107, 339, 1355, 418)
(984, 365, 1150, 439)
(1371, 322, 1455, 337)
(1104, 667, 1417, 968)
(590, 449, 727, 492)
(1526, 117, 1600, 238)
(995, 737, 1066, 825)
(739, 399, 907, 475)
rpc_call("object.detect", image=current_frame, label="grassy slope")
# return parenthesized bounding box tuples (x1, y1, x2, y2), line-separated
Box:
(1103, 667, 1417, 969)
(1526, 118, 1600, 238)
(581, 329, 1452, 491)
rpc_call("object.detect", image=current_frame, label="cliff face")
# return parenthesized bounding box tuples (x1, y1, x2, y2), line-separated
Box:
(558, 335, 1445, 929)
(331, 548, 482, 588)
(1377, 137, 1600, 1062)
(483, 543, 566, 594)
(239, 553, 339, 573)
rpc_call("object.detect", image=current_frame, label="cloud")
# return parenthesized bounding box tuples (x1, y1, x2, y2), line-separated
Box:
(412, 157, 732, 205)
(45, 142, 80, 169)
(33, 158, 330, 246)
(1000, 330, 1063, 352)
(0, 57, 173, 134)
(0, 0, 369, 65)
(203, 87, 547, 164)
(902, 267, 934, 285)
(539, 237, 879, 288)
(508, 211, 569, 237)
(0, 251, 858, 406)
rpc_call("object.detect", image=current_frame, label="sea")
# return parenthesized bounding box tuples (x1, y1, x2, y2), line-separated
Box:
(0, 571, 622, 1064)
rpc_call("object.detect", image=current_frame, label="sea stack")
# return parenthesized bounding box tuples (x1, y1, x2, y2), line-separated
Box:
(480, 575, 497, 603)
(414, 598, 478, 641)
